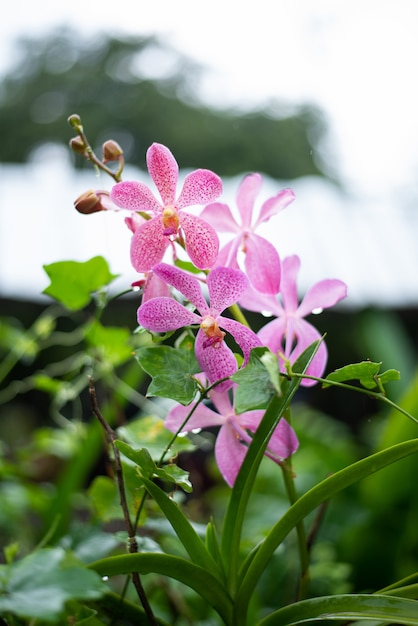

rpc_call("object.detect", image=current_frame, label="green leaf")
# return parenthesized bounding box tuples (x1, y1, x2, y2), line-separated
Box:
(88, 476, 124, 522)
(43, 256, 118, 310)
(234, 438, 418, 624)
(115, 443, 193, 492)
(324, 360, 400, 391)
(154, 464, 193, 493)
(257, 593, 418, 625)
(89, 552, 233, 624)
(115, 443, 155, 477)
(0, 547, 107, 622)
(135, 345, 201, 404)
(143, 479, 221, 575)
(174, 258, 203, 274)
(379, 368, 401, 385)
(232, 346, 279, 412)
(85, 321, 133, 366)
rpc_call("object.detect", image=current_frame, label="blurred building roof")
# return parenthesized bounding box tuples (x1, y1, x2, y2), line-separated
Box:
(1, 146, 417, 309)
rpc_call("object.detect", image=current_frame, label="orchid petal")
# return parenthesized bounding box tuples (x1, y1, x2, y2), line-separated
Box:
(146, 143, 178, 206)
(142, 272, 171, 303)
(244, 233, 281, 295)
(137, 297, 200, 332)
(266, 418, 299, 458)
(180, 212, 219, 270)
(237, 411, 298, 459)
(280, 255, 301, 313)
(297, 279, 348, 318)
(239, 284, 283, 315)
(215, 423, 247, 487)
(152, 263, 209, 314)
(165, 402, 224, 434)
(218, 316, 262, 363)
(210, 389, 235, 416)
(287, 319, 327, 386)
(125, 213, 146, 234)
(200, 202, 241, 233)
(254, 188, 295, 227)
(177, 169, 223, 209)
(257, 317, 287, 355)
(111, 181, 162, 214)
(130, 217, 170, 272)
(236, 173, 262, 228)
(207, 267, 249, 314)
(214, 238, 242, 270)
(195, 329, 237, 391)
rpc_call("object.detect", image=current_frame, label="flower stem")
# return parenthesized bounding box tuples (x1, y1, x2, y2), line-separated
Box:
(280, 408, 310, 601)
(228, 302, 251, 327)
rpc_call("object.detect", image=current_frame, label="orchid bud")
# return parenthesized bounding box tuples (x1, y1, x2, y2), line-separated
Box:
(68, 114, 82, 128)
(74, 190, 106, 214)
(102, 140, 123, 163)
(69, 136, 87, 156)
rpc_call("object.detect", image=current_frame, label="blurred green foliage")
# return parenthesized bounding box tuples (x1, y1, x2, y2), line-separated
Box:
(0, 28, 328, 180)
(0, 260, 417, 623)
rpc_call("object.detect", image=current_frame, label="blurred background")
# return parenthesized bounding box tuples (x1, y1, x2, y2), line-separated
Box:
(1, 0, 418, 603)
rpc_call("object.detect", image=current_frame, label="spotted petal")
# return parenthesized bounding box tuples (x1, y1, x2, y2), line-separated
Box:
(137, 297, 200, 332)
(111, 181, 162, 213)
(180, 212, 219, 270)
(195, 329, 237, 391)
(130, 217, 170, 272)
(146, 143, 178, 206)
(207, 267, 249, 314)
(218, 316, 262, 364)
(177, 169, 223, 208)
(152, 263, 209, 314)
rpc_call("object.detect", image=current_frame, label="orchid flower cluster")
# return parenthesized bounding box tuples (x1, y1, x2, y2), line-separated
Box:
(9, 116, 411, 626)
(77, 140, 347, 487)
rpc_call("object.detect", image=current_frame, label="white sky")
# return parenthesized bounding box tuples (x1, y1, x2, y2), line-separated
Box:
(2, 0, 418, 197)
(1, 1, 418, 306)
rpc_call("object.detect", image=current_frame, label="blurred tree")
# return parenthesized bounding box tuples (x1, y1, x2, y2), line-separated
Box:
(0, 28, 329, 180)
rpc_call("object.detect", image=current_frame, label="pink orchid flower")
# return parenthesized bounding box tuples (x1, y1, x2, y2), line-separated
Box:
(200, 173, 295, 294)
(166, 387, 298, 487)
(240, 255, 347, 386)
(110, 143, 222, 272)
(137, 263, 262, 390)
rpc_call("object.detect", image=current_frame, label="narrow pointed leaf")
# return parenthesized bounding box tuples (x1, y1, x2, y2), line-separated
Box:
(143, 479, 222, 575)
(89, 552, 233, 624)
(257, 593, 418, 626)
(221, 341, 321, 592)
(235, 438, 418, 623)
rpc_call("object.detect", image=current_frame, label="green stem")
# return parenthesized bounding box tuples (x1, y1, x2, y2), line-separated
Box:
(288, 372, 418, 426)
(228, 302, 251, 327)
(281, 461, 310, 600)
(280, 407, 310, 601)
